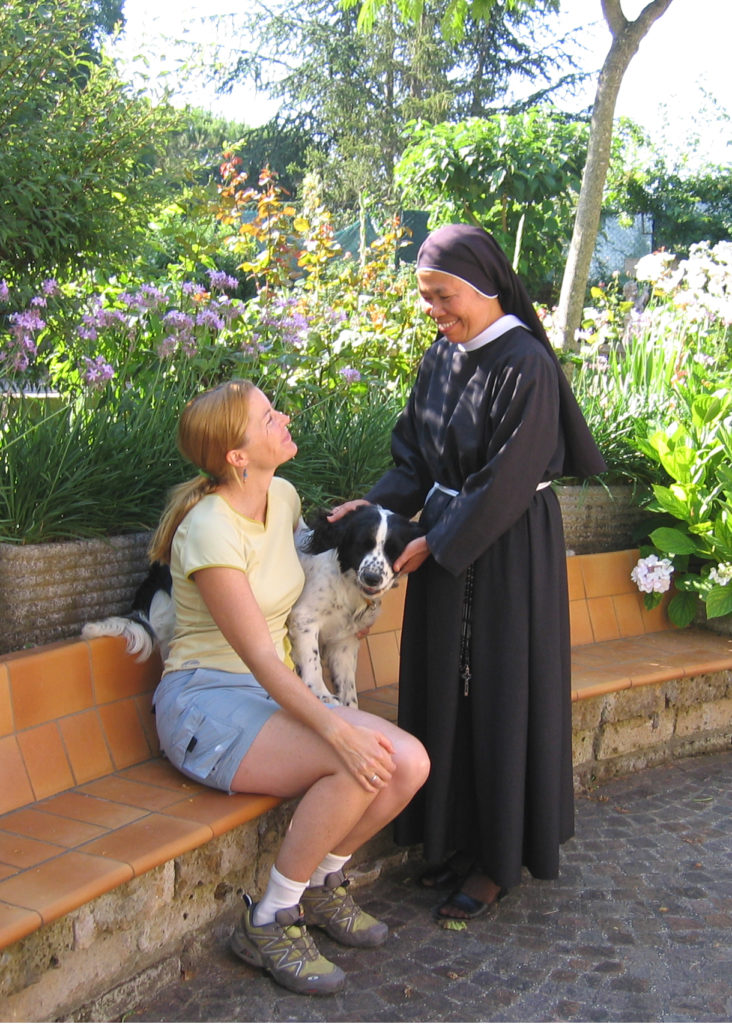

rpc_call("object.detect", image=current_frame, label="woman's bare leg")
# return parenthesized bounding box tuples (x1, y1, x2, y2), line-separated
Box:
(327, 707, 429, 854)
(229, 707, 429, 882)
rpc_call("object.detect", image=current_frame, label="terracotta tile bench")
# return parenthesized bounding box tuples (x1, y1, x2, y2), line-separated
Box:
(358, 548, 732, 704)
(0, 548, 730, 998)
(0, 637, 281, 955)
(358, 550, 732, 786)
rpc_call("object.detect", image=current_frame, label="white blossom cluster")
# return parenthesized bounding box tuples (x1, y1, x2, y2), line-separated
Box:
(635, 241, 732, 325)
(709, 562, 732, 587)
(631, 554, 675, 594)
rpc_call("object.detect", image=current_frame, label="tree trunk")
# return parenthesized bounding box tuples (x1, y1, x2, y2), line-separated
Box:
(555, 0, 674, 352)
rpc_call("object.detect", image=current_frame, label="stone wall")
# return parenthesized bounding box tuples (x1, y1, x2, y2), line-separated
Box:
(0, 802, 404, 1024)
(572, 670, 732, 789)
(0, 803, 294, 1023)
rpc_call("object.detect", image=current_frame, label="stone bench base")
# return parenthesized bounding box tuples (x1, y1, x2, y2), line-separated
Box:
(1, 550, 731, 1020)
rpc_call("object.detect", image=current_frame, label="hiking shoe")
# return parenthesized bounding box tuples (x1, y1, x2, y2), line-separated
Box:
(301, 869, 389, 948)
(231, 896, 346, 996)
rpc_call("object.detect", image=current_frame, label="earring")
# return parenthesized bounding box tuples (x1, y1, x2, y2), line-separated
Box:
(242, 468, 248, 482)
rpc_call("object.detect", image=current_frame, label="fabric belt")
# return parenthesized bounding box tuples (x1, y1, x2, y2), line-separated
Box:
(426, 479, 552, 503)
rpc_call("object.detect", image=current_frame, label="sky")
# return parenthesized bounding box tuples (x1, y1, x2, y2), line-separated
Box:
(110, 0, 732, 168)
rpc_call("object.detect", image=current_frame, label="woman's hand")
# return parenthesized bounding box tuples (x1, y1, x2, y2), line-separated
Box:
(394, 535, 430, 574)
(328, 499, 371, 522)
(326, 717, 396, 792)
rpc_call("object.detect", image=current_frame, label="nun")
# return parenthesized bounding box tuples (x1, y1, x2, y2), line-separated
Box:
(331, 223, 606, 919)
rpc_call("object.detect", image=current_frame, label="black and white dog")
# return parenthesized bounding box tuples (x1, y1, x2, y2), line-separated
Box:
(82, 504, 423, 708)
(290, 505, 423, 707)
(82, 560, 175, 662)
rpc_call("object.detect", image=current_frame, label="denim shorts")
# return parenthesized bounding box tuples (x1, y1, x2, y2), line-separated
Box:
(153, 667, 282, 793)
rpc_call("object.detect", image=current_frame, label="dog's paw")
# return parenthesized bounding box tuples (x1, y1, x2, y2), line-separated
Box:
(304, 680, 342, 706)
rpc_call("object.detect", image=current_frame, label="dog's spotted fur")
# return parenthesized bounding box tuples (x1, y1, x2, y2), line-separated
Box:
(289, 505, 424, 707)
(82, 504, 423, 709)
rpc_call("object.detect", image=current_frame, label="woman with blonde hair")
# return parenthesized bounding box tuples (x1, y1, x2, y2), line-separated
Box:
(150, 379, 429, 996)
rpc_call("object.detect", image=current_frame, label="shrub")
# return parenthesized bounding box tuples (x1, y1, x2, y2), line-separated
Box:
(585, 242, 732, 627)
(0, 170, 430, 542)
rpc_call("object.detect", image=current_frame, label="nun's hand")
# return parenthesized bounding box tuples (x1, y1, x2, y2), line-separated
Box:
(327, 499, 371, 522)
(394, 536, 430, 574)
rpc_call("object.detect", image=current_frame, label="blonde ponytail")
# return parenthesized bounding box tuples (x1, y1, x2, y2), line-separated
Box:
(149, 475, 216, 564)
(148, 379, 257, 564)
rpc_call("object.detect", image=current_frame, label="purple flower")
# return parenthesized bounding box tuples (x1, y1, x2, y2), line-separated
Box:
(120, 284, 167, 312)
(9, 309, 46, 332)
(81, 354, 115, 387)
(138, 284, 167, 308)
(42, 278, 60, 296)
(182, 281, 206, 299)
(96, 308, 128, 329)
(207, 269, 239, 291)
(157, 336, 178, 358)
(163, 309, 195, 332)
(196, 309, 225, 331)
(339, 366, 361, 383)
(0, 280, 9, 302)
(214, 298, 244, 325)
(181, 335, 199, 357)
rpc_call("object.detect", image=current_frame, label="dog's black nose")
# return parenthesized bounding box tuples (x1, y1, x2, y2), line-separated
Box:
(361, 570, 383, 588)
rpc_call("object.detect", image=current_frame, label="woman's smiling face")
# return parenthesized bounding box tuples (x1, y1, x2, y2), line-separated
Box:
(416, 269, 503, 345)
(241, 387, 297, 471)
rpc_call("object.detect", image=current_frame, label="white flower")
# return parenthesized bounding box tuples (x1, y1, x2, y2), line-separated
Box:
(709, 562, 732, 587)
(631, 554, 675, 594)
(634, 251, 676, 285)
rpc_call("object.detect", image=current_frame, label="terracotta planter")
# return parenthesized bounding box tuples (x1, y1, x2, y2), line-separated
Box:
(0, 532, 152, 654)
(556, 483, 649, 555)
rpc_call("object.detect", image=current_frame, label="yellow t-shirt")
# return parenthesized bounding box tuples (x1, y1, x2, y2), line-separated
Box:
(163, 476, 305, 675)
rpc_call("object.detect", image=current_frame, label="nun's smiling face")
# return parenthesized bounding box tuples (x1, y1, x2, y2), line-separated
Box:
(417, 270, 504, 345)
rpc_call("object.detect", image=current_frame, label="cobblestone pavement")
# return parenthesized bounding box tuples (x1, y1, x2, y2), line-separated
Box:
(123, 751, 732, 1023)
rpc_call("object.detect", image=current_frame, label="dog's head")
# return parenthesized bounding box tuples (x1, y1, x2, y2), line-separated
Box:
(304, 505, 425, 597)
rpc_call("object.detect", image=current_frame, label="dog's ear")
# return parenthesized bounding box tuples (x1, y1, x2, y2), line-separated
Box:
(301, 509, 346, 554)
(392, 516, 426, 546)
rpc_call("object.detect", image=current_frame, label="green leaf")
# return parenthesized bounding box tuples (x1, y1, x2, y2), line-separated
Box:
(705, 586, 732, 619)
(439, 917, 468, 931)
(651, 484, 691, 521)
(667, 591, 698, 628)
(649, 527, 700, 555)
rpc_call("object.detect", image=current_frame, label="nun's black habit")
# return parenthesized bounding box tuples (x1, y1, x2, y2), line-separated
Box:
(365, 225, 605, 889)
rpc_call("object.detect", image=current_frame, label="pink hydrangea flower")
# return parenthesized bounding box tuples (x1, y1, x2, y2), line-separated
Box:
(631, 554, 674, 595)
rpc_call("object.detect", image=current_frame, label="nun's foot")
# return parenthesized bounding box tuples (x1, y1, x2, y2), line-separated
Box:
(436, 873, 508, 920)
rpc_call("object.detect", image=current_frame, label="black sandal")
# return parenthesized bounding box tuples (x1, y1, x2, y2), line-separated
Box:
(436, 884, 508, 920)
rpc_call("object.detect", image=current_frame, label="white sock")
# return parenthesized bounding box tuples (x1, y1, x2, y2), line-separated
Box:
(309, 852, 352, 888)
(253, 865, 308, 926)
